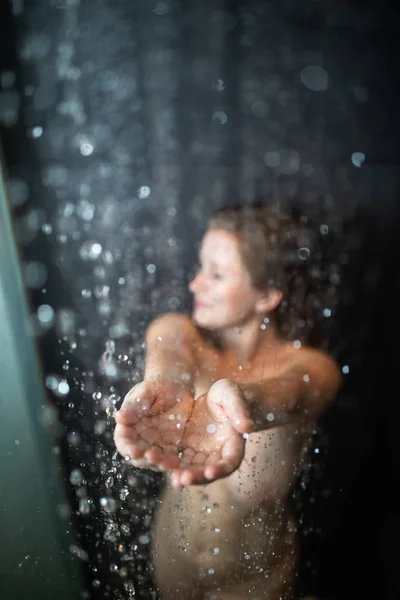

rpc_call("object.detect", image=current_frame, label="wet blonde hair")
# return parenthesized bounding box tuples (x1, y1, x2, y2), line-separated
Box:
(208, 204, 333, 343)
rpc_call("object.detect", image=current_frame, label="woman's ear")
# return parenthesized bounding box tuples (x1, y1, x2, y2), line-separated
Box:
(255, 288, 283, 314)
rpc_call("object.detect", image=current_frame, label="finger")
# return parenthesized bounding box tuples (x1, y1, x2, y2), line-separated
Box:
(223, 388, 255, 434)
(144, 447, 180, 470)
(204, 461, 236, 481)
(117, 382, 155, 423)
(129, 457, 151, 468)
(114, 425, 142, 458)
(172, 465, 209, 487)
(116, 435, 150, 460)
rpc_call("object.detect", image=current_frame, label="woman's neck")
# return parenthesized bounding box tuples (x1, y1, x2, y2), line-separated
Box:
(212, 316, 282, 362)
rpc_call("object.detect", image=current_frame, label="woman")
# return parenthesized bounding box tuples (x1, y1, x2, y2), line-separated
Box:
(114, 205, 341, 600)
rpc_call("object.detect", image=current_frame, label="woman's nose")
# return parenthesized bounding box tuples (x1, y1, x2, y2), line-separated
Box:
(189, 271, 205, 294)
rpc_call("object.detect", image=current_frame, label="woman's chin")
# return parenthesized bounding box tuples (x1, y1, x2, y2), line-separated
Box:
(192, 310, 215, 330)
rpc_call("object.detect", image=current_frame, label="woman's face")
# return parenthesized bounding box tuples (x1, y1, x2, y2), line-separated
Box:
(189, 229, 263, 330)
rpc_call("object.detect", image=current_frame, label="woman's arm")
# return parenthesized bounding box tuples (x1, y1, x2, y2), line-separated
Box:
(234, 349, 342, 430)
(143, 313, 197, 395)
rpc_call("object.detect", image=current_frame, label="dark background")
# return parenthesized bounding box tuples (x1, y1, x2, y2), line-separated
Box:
(1, 1, 400, 599)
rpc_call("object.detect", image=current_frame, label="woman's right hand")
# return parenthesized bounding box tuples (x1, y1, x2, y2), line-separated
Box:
(114, 379, 194, 470)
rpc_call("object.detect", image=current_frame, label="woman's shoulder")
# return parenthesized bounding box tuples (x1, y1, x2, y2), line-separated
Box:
(146, 312, 200, 341)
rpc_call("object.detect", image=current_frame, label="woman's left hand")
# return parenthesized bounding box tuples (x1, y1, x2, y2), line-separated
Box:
(171, 379, 254, 487)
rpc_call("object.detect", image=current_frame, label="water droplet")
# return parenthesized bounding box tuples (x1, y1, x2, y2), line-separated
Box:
(58, 380, 70, 395)
(211, 547, 219, 555)
(264, 151, 280, 168)
(137, 185, 151, 199)
(206, 423, 217, 434)
(37, 304, 55, 324)
(79, 241, 102, 261)
(100, 497, 117, 514)
(120, 487, 129, 500)
(251, 100, 269, 118)
(320, 224, 329, 235)
(9, 178, 29, 206)
(342, 365, 350, 374)
(30, 126, 43, 138)
(293, 340, 302, 349)
(139, 534, 149, 544)
(323, 308, 332, 317)
(25, 261, 47, 288)
(212, 78, 225, 91)
(153, 1, 169, 15)
(351, 152, 365, 167)
(67, 431, 80, 446)
(267, 413, 274, 422)
(80, 142, 93, 156)
(70, 469, 83, 485)
(298, 247, 310, 260)
(106, 404, 117, 417)
(105, 476, 114, 489)
(300, 65, 329, 92)
(212, 110, 228, 124)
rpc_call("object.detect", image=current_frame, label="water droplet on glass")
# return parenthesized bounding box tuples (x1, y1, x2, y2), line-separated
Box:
(206, 423, 217, 434)
(323, 308, 332, 317)
(342, 365, 350, 374)
(267, 413, 274, 422)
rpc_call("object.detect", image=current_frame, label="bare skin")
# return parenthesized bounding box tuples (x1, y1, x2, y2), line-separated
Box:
(114, 229, 341, 600)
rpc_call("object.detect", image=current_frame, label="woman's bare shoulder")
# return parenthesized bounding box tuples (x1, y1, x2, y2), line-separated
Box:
(146, 312, 200, 343)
